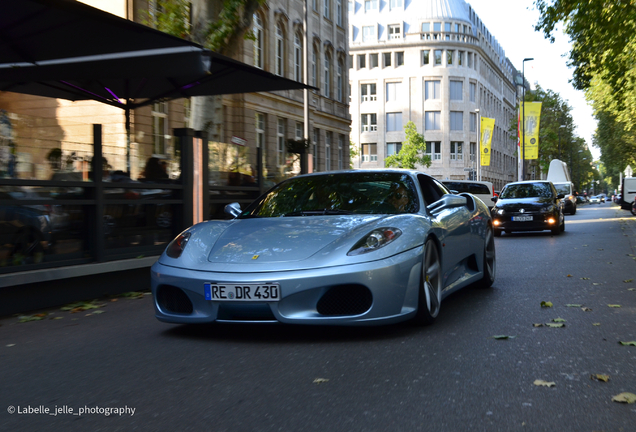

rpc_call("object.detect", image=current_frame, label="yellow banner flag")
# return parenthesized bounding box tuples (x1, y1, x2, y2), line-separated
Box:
(522, 102, 542, 160)
(480, 117, 495, 166)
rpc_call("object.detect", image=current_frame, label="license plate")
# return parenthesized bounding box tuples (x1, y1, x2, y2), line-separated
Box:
(204, 283, 280, 301)
(512, 215, 533, 222)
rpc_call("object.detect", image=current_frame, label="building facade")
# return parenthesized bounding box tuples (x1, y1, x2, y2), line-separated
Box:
(348, 0, 517, 191)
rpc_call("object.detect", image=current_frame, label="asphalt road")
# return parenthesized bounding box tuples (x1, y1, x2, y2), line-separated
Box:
(1, 201, 635, 432)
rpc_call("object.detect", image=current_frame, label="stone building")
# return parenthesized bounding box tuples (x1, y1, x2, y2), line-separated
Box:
(348, 0, 517, 191)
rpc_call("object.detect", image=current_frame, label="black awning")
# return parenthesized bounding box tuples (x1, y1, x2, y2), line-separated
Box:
(0, 0, 314, 107)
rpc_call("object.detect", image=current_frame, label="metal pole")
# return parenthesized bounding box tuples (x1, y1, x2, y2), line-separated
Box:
(477, 110, 481, 181)
(521, 58, 533, 181)
(303, 0, 310, 171)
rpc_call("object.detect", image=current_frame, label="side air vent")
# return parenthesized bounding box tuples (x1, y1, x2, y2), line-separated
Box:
(316, 285, 373, 316)
(156, 285, 193, 315)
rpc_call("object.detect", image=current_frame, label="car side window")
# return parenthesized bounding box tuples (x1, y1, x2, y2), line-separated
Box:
(417, 174, 446, 205)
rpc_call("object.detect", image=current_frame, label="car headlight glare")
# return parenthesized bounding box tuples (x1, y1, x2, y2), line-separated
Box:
(496, 208, 505, 215)
(348, 227, 402, 256)
(166, 231, 191, 258)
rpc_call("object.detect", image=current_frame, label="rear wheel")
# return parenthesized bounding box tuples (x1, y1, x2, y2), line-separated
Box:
(413, 239, 442, 326)
(494, 229, 502, 237)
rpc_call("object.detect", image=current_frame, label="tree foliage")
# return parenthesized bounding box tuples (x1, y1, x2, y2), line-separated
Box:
(384, 121, 432, 170)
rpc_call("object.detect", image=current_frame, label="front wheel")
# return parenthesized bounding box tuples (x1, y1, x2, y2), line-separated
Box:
(475, 227, 496, 288)
(413, 239, 442, 326)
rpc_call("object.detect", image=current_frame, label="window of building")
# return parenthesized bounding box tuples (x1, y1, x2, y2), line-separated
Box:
(467, 52, 473, 68)
(337, 59, 343, 102)
(364, 0, 378, 12)
(386, 82, 401, 102)
(450, 81, 463, 101)
(455, 23, 461, 33)
(425, 111, 441, 130)
(450, 141, 463, 160)
(362, 143, 377, 162)
(447, 50, 454, 65)
(470, 112, 477, 132)
(294, 33, 302, 81)
(296, 122, 303, 140)
(421, 22, 430, 32)
(256, 113, 265, 154)
(389, 0, 403, 9)
(313, 0, 318, 12)
(253, 14, 263, 69)
(338, 134, 344, 169)
(324, 53, 331, 97)
(313, 128, 320, 170)
(387, 142, 402, 156)
(361, 83, 377, 102)
(275, 23, 284, 76)
(324, 0, 330, 19)
(362, 25, 375, 42)
(388, 24, 401, 39)
(425, 80, 440, 100)
(152, 102, 168, 155)
(458, 51, 464, 66)
(395, 51, 404, 66)
(426, 141, 441, 160)
(361, 113, 378, 132)
(357, 53, 366, 69)
(386, 112, 402, 132)
(434, 49, 442, 65)
(470, 82, 476, 102)
(444, 22, 451, 40)
(348, 0, 353, 13)
(433, 22, 441, 32)
(470, 142, 476, 161)
(369, 53, 378, 68)
(383, 52, 392, 67)
(336, 0, 342, 26)
(325, 132, 332, 170)
(421, 50, 430, 65)
(277, 118, 286, 166)
(450, 111, 463, 130)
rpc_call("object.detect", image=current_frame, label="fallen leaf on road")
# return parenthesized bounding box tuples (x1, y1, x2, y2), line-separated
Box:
(567, 274, 572, 277)
(552, 318, 566, 323)
(593, 283, 602, 285)
(628, 288, 636, 291)
(6, 344, 15, 347)
(597, 248, 604, 251)
(619, 341, 636, 346)
(61, 300, 105, 312)
(491, 335, 516, 339)
(593, 323, 601, 326)
(91, 310, 105, 314)
(591, 374, 610, 382)
(51, 316, 63, 320)
(566, 304, 582, 307)
(582, 245, 588, 247)
(582, 307, 593, 312)
(541, 301, 553, 308)
(545, 323, 565, 328)
(627, 254, 635, 257)
(612, 392, 636, 404)
(313, 378, 329, 384)
(533, 324, 544, 327)
(623, 279, 634, 283)
(581, 277, 590, 280)
(18, 313, 47, 323)
(534, 380, 556, 387)
(608, 304, 622, 308)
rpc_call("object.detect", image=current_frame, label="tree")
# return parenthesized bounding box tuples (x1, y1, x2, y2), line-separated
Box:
(534, 1, 636, 132)
(349, 141, 359, 169)
(384, 121, 431, 170)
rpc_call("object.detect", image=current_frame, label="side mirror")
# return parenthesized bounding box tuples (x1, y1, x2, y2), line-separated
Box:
(224, 202, 241, 218)
(557, 193, 565, 199)
(427, 194, 468, 215)
(491, 196, 498, 202)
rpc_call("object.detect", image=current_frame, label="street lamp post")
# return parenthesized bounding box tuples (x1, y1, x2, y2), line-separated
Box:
(558, 124, 566, 159)
(475, 108, 481, 181)
(521, 57, 534, 180)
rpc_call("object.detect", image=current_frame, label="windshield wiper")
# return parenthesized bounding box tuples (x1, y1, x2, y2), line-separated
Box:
(283, 209, 355, 216)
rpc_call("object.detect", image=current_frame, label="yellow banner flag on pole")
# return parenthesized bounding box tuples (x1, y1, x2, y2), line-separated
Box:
(522, 102, 542, 160)
(480, 117, 495, 166)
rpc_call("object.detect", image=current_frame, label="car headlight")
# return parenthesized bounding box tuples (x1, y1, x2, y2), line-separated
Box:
(166, 231, 191, 258)
(495, 208, 505, 215)
(347, 227, 402, 256)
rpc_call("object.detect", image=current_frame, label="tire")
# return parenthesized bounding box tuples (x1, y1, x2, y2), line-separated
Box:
(494, 229, 502, 237)
(475, 227, 496, 288)
(570, 206, 576, 215)
(413, 239, 442, 326)
(631, 202, 636, 216)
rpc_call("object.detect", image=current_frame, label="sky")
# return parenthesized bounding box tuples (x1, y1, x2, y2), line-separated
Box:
(466, 0, 600, 160)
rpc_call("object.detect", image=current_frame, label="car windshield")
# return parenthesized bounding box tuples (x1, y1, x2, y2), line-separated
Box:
(500, 183, 553, 199)
(239, 172, 419, 218)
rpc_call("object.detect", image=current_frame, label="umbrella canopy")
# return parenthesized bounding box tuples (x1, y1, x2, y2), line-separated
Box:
(0, 0, 313, 108)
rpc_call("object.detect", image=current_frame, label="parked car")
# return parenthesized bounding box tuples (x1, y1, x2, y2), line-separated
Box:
(442, 180, 495, 208)
(490, 180, 565, 236)
(151, 170, 496, 326)
(589, 195, 601, 204)
(575, 195, 587, 204)
(552, 183, 577, 215)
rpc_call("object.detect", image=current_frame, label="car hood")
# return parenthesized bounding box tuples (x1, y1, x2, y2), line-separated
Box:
(159, 214, 429, 272)
(494, 197, 556, 212)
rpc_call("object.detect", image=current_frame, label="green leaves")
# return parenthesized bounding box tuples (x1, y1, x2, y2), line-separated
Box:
(612, 392, 636, 404)
(491, 335, 516, 340)
(619, 341, 636, 346)
(540, 301, 553, 308)
(384, 121, 431, 169)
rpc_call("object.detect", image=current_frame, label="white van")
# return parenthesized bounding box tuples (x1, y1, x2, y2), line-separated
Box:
(547, 159, 577, 215)
(442, 180, 495, 208)
(620, 177, 636, 210)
